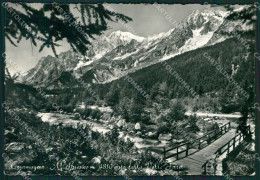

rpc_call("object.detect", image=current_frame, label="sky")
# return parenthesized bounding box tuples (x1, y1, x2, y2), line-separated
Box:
(5, 3, 223, 75)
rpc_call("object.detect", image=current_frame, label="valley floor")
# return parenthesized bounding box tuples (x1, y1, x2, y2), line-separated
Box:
(36, 111, 255, 175)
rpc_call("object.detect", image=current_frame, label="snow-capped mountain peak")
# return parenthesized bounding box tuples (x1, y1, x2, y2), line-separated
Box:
(147, 28, 175, 41)
(108, 30, 146, 43)
(23, 6, 254, 87)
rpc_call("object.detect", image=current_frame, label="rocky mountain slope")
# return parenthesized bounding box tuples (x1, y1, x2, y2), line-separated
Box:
(22, 7, 254, 89)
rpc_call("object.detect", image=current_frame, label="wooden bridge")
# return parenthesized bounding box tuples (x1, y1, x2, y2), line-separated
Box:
(162, 122, 250, 175)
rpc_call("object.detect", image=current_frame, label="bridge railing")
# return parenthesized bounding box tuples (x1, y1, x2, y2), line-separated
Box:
(163, 122, 231, 161)
(201, 125, 250, 175)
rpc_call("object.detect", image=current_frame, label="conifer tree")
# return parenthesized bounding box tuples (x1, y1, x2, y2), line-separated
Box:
(4, 3, 132, 57)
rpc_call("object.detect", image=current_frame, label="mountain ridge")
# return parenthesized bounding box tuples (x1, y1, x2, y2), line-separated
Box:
(22, 7, 254, 88)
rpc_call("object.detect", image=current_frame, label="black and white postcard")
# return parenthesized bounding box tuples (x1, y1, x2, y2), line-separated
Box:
(1, 1, 259, 179)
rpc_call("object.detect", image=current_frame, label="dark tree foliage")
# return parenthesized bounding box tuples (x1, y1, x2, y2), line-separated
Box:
(5, 68, 47, 109)
(4, 3, 132, 56)
(187, 115, 200, 133)
(219, 83, 240, 113)
(5, 68, 18, 98)
(225, 5, 256, 25)
(168, 101, 186, 122)
(105, 83, 120, 106)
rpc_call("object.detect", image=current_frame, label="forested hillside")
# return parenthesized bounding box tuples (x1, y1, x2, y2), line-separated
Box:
(46, 35, 254, 122)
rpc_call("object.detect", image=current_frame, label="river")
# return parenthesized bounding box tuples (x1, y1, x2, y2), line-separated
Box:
(37, 111, 245, 156)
